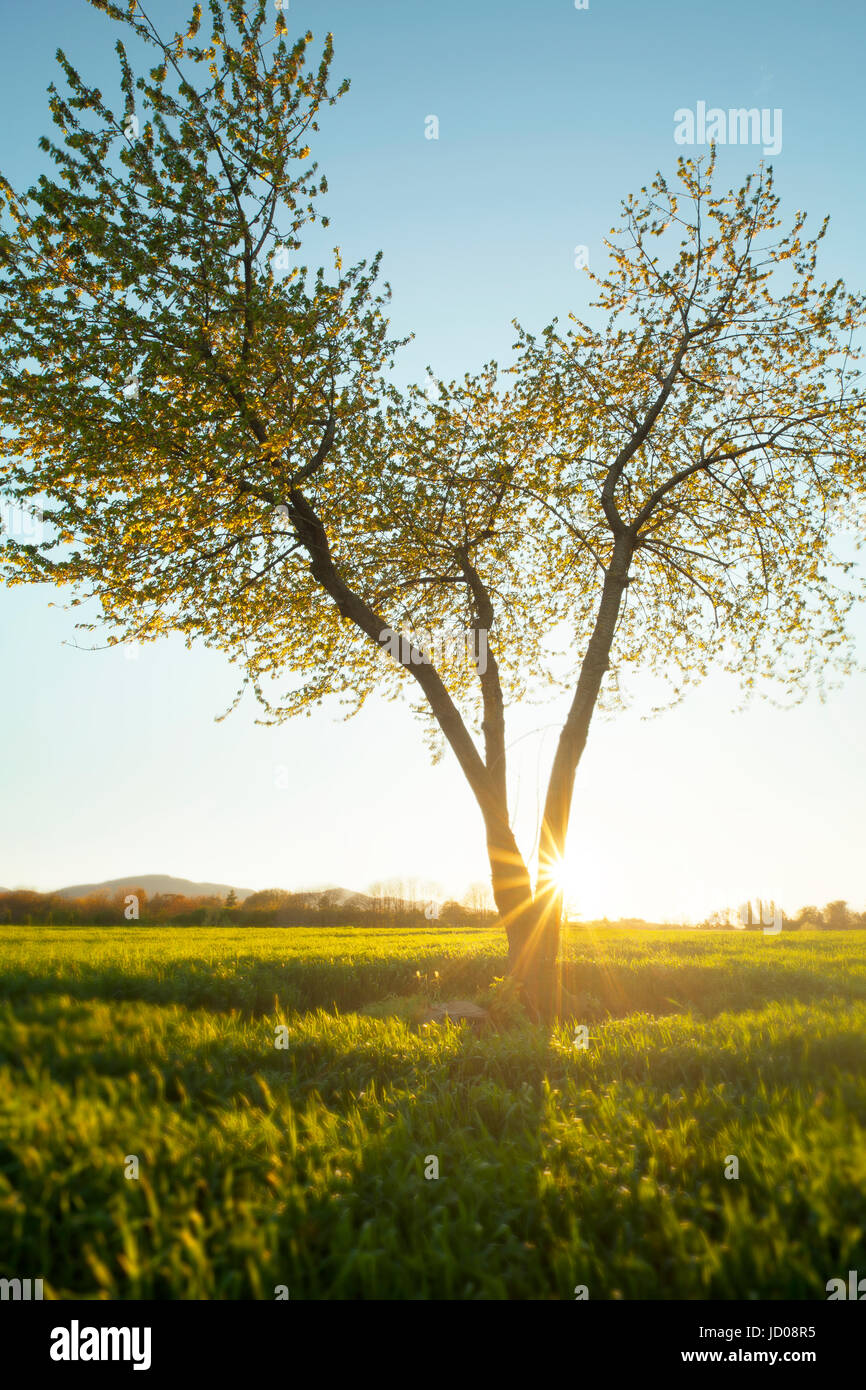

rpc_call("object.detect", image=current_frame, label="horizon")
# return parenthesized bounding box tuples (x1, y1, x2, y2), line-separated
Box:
(0, 870, 860, 924)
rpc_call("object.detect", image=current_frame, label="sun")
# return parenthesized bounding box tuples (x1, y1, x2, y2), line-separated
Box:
(546, 858, 568, 890)
(543, 856, 580, 903)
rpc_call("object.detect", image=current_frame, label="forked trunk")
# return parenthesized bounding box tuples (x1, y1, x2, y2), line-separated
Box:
(489, 548, 633, 1018)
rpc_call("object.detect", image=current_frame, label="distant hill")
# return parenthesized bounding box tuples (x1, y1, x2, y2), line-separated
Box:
(48, 876, 376, 908)
(53, 874, 256, 902)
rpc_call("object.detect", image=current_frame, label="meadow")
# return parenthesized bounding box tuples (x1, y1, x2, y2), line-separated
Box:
(0, 924, 864, 1300)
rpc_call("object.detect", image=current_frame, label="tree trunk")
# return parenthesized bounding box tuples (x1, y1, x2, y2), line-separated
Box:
(505, 893, 564, 1019)
(480, 805, 556, 1014)
(498, 546, 634, 1018)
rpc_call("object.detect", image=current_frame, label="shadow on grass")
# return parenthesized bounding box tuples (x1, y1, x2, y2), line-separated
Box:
(0, 953, 505, 1016)
(4, 987, 866, 1114)
(2, 976, 865, 1298)
(0, 946, 863, 1025)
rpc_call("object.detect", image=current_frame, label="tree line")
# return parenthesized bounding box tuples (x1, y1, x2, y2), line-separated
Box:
(702, 900, 865, 931)
(0, 886, 497, 928)
(0, 887, 861, 930)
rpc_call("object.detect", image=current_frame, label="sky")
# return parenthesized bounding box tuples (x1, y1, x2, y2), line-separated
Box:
(1, 0, 865, 920)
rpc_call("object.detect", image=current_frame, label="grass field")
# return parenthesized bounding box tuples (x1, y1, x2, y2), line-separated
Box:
(0, 924, 864, 1300)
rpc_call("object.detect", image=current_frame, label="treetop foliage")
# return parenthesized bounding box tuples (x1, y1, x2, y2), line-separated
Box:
(1, 0, 865, 788)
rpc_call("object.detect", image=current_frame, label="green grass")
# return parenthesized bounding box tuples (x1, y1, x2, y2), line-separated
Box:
(0, 924, 864, 1299)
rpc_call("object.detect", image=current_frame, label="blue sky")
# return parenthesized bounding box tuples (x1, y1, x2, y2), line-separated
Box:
(1, 0, 865, 919)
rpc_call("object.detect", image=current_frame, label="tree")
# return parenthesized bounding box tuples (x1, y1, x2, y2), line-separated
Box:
(439, 900, 465, 928)
(244, 889, 292, 913)
(822, 899, 851, 931)
(463, 880, 494, 921)
(2, 3, 865, 1016)
(795, 904, 823, 929)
